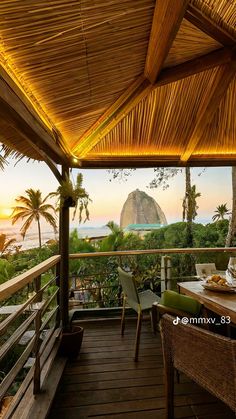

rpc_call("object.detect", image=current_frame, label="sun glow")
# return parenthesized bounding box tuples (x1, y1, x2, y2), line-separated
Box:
(0, 207, 12, 219)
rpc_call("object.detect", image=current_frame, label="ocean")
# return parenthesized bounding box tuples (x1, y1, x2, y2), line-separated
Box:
(0, 219, 110, 250)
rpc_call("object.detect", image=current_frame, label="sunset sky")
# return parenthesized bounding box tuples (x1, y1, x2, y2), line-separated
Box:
(0, 159, 232, 229)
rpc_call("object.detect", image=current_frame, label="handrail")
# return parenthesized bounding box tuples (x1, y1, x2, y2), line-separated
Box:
(70, 247, 236, 259)
(0, 255, 60, 302)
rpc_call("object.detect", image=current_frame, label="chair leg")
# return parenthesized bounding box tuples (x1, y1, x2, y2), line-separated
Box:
(121, 295, 126, 336)
(164, 355, 174, 419)
(151, 303, 158, 334)
(134, 309, 142, 362)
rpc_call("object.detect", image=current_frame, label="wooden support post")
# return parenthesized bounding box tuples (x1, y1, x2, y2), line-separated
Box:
(34, 275, 41, 302)
(60, 166, 70, 330)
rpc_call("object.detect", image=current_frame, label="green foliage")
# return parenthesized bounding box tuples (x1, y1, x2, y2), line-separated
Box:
(12, 188, 57, 247)
(0, 259, 15, 284)
(212, 203, 231, 222)
(69, 229, 95, 275)
(51, 173, 91, 221)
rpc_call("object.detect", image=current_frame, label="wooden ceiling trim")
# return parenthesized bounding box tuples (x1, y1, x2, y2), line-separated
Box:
(144, 0, 190, 84)
(0, 64, 68, 164)
(181, 58, 236, 162)
(185, 4, 236, 47)
(73, 154, 236, 169)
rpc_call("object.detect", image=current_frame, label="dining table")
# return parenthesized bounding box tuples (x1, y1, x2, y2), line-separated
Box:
(178, 281, 236, 324)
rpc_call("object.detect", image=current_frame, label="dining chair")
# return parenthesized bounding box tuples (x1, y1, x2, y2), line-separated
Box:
(152, 290, 202, 333)
(160, 314, 236, 419)
(117, 266, 160, 361)
(195, 263, 216, 277)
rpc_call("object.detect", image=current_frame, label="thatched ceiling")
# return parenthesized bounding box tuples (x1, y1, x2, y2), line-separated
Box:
(0, 0, 235, 167)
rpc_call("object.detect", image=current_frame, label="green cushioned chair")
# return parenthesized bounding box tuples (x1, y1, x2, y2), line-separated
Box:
(152, 290, 202, 333)
(161, 290, 201, 315)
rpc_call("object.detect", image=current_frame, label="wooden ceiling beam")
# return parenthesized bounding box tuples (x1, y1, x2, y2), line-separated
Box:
(73, 47, 234, 160)
(181, 58, 236, 162)
(156, 47, 234, 86)
(0, 65, 69, 165)
(145, 0, 189, 84)
(185, 4, 236, 47)
(72, 76, 152, 158)
(71, 154, 236, 169)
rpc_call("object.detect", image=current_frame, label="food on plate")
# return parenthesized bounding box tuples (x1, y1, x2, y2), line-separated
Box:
(206, 274, 229, 287)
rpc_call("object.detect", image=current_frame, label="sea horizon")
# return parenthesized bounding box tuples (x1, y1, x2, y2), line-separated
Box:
(0, 219, 111, 250)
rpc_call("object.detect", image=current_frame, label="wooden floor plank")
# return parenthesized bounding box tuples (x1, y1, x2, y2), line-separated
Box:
(49, 318, 233, 419)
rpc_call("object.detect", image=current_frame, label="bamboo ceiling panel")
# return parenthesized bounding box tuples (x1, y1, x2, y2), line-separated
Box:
(163, 18, 222, 68)
(0, 120, 41, 160)
(191, 0, 236, 38)
(88, 68, 222, 157)
(195, 76, 236, 155)
(0, 0, 155, 147)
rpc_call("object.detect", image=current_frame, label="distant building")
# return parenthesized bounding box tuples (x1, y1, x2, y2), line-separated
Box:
(120, 189, 167, 236)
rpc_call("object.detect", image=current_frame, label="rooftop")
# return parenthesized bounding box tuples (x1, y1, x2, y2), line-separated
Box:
(0, 0, 235, 168)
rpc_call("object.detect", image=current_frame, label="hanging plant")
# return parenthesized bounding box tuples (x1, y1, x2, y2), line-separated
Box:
(51, 173, 91, 221)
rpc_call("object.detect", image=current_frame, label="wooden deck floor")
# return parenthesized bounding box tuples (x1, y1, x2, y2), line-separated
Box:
(49, 318, 234, 419)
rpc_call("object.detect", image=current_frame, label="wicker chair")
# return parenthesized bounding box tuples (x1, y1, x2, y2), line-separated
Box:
(118, 266, 160, 361)
(160, 314, 236, 418)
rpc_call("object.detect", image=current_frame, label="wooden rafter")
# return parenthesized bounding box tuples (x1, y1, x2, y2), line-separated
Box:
(73, 47, 234, 160)
(157, 47, 234, 86)
(145, 0, 189, 84)
(0, 64, 69, 165)
(181, 58, 236, 162)
(185, 4, 236, 47)
(72, 76, 152, 158)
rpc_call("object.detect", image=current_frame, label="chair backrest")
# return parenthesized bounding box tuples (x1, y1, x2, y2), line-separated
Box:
(160, 314, 236, 413)
(117, 267, 140, 312)
(195, 263, 216, 277)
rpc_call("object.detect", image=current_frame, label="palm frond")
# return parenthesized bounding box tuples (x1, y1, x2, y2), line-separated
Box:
(20, 214, 35, 239)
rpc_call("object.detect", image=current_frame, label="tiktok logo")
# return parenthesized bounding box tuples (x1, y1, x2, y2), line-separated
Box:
(173, 316, 180, 325)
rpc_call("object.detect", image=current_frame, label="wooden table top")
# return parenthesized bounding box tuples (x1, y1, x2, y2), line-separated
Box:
(178, 281, 236, 324)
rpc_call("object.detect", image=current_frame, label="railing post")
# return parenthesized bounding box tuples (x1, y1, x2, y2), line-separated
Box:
(55, 261, 61, 327)
(34, 275, 42, 302)
(161, 256, 172, 292)
(33, 309, 42, 394)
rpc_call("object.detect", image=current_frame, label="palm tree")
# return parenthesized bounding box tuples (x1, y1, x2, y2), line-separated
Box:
(11, 189, 57, 248)
(212, 203, 231, 222)
(99, 221, 124, 251)
(0, 234, 17, 256)
(226, 167, 236, 246)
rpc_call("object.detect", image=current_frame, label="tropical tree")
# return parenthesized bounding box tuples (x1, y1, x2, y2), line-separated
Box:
(12, 189, 57, 248)
(0, 233, 17, 256)
(212, 203, 231, 222)
(99, 221, 124, 251)
(51, 173, 91, 221)
(226, 167, 236, 246)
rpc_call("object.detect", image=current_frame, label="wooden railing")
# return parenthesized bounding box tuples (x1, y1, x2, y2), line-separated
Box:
(69, 247, 236, 308)
(0, 255, 60, 417)
(1, 246, 236, 415)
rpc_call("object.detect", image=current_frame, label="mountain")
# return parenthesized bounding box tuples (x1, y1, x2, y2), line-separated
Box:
(120, 189, 167, 229)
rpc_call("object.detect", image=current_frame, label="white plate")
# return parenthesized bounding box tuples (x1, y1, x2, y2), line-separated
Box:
(202, 283, 236, 293)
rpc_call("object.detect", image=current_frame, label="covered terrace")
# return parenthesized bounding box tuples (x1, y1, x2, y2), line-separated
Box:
(0, 0, 236, 418)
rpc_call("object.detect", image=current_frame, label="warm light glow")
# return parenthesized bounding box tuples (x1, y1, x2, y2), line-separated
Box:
(0, 207, 12, 219)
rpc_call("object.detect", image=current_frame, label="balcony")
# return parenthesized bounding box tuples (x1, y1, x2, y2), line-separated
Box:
(0, 248, 236, 418)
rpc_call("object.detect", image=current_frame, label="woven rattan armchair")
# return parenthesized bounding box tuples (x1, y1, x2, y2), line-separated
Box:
(160, 314, 236, 418)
